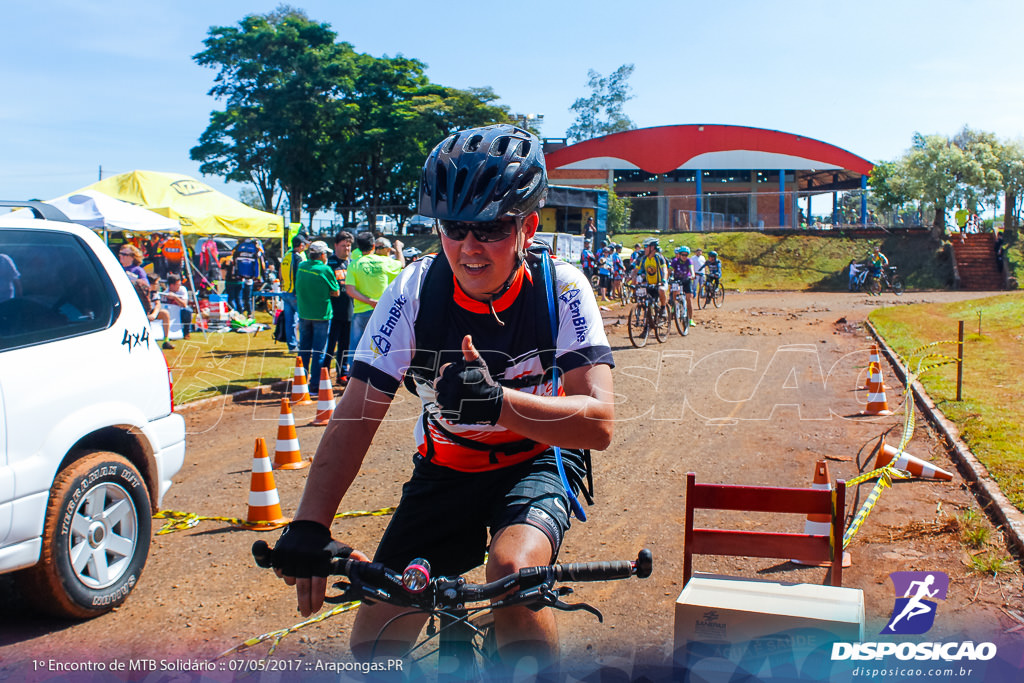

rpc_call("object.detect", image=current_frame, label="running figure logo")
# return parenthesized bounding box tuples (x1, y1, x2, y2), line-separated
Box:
(881, 571, 949, 635)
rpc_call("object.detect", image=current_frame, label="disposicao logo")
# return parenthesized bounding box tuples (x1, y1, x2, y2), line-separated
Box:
(831, 569, 997, 663)
(882, 570, 948, 635)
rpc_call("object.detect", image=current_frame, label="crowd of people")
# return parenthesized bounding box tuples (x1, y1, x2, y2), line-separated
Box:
(579, 235, 723, 323)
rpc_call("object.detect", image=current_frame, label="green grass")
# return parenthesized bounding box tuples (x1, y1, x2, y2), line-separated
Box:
(870, 292, 1024, 510)
(162, 310, 298, 405)
(593, 231, 949, 291)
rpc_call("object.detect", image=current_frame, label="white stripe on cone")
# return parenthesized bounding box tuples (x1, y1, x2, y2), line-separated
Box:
(248, 488, 281, 507)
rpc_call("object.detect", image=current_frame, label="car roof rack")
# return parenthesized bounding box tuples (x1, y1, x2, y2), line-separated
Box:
(0, 200, 71, 222)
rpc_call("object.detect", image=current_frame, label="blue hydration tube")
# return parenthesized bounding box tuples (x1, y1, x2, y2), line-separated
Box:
(538, 249, 587, 522)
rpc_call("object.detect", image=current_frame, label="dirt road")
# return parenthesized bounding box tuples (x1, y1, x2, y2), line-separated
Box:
(2, 291, 1021, 680)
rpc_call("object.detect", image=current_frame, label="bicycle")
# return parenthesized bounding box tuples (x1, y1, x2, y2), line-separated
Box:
(697, 277, 724, 309)
(869, 265, 904, 295)
(669, 281, 690, 336)
(252, 541, 652, 681)
(627, 285, 669, 347)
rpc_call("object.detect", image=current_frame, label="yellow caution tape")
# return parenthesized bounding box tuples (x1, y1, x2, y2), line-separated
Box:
(335, 506, 396, 519)
(153, 507, 395, 535)
(215, 601, 361, 660)
(842, 336, 963, 548)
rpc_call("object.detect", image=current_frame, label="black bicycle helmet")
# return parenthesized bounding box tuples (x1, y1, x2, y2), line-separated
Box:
(418, 124, 547, 222)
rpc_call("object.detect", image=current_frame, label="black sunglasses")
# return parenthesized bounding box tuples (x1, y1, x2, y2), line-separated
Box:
(438, 218, 517, 243)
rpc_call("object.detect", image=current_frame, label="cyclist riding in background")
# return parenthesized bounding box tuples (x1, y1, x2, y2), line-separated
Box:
(640, 237, 669, 311)
(670, 246, 696, 326)
(265, 124, 615, 672)
(699, 250, 723, 293)
(869, 244, 888, 278)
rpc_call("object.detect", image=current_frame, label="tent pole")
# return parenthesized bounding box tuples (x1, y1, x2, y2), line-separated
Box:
(180, 227, 201, 323)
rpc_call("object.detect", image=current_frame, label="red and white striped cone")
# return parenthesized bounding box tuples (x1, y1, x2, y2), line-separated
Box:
(273, 397, 308, 470)
(290, 356, 314, 406)
(862, 345, 886, 390)
(874, 442, 954, 481)
(246, 437, 289, 530)
(860, 360, 893, 416)
(310, 367, 336, 426)
(792, 460, 852, 567)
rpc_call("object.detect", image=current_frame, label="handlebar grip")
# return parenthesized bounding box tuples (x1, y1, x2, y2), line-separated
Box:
(554, 560, 635, 582)
(252, 540, 273, 568)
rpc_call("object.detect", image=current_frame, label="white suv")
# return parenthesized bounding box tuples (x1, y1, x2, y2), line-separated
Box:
(0, 201, 185, 618)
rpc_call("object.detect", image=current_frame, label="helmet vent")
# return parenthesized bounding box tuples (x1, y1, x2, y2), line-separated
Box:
(454, 167, 469, 203)
(443, 134, 459, 154)
(490, 136, 510, 156)
(436, 164, 448, 201)
(465, 134, 484, 152)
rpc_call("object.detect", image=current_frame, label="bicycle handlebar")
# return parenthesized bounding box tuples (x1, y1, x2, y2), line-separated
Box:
(252, 541, 652, 610)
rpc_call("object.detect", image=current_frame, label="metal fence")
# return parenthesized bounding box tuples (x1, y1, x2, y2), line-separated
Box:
(620, 191, 934, 233)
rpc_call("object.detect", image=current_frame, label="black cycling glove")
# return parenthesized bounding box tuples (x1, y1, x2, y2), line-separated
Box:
(271, 520, 351, 578)
(434, 357, 504, 425)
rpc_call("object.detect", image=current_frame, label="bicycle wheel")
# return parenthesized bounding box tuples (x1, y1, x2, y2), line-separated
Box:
(654, 302, 671, 343)
(891, 277, 904, 295)
(713, 283, 725, 308)
(627, 302, 649, 347)
(673, 297, 689, 336)
(869, 277, 882, 296)
(696, 283, 707, 309)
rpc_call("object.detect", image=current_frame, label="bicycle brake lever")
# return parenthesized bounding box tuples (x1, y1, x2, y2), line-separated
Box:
(549, 598, 604, 622)
(324, 579, 363, 604)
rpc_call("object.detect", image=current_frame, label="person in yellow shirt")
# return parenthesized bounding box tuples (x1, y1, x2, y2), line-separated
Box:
(640, 237, 668, 310)
(280, 234, 309, 352)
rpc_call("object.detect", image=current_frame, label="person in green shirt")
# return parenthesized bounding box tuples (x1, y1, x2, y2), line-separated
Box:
(296, 240, 339, 391)
(346, 232, 404, 356)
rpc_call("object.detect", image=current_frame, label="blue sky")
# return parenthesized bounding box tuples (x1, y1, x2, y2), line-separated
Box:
(3, 0, 1023, 208)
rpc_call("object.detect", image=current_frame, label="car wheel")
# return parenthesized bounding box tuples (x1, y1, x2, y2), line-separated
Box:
(19, 451, 151, 619)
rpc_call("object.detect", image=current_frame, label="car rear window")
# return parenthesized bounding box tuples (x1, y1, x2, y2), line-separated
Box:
(0, 229, 118, 351)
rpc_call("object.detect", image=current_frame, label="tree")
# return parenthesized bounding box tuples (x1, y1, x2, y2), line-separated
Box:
(192, 6, 357, 222)
(566, 64, 636, 143)
(603, 185, 632, 234)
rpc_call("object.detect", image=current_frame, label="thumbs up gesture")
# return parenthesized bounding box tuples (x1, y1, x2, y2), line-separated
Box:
(434, 335, 504, 425)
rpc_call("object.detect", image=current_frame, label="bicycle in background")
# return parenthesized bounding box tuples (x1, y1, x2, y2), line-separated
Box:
(628, 284, 670, 347)
(870, 265, 904, 295)
(697, 277, 725, 309)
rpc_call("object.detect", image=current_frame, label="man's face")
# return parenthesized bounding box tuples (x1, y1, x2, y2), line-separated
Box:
(646, 244, 656, 256)
(440, 213, 538, 302)
(335, 240, 352, 259)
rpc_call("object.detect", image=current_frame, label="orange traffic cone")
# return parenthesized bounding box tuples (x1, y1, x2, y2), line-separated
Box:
(246, 438, 289, 530)
(792, 460, 852, 567)
(291, 357, 314, 406)
(874, 441, 954, 481)
(273, 398, 308, 470)
(860, 360, 893, 416)
(862, 345, 886, 390)
(310, 367, 336, 426)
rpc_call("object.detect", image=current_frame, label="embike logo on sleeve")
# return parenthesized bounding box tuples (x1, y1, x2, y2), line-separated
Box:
(370, 295, 407, 358)
(831, 570, 997, 663)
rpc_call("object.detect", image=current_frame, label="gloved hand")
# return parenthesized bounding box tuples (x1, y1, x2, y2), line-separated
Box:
(434, 335, 504, 425)
(271, 520, 351, 578)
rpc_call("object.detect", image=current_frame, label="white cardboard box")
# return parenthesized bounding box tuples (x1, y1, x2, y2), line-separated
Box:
(674, 574, 864, 679)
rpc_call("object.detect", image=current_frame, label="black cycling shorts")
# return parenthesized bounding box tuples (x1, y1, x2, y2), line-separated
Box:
(372, 448, 586, 577)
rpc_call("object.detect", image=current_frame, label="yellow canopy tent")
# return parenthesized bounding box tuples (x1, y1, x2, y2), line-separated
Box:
(78, 170, 283, 239)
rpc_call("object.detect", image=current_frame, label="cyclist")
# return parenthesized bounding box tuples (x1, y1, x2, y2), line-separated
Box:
(868, 245, 888, 293)
(639, 237, 668, 311)
(628, 242, 643, 277)
(267, 124, 614, 670)
(669, 246, 696, 327)
(699, 250, 723, 297)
